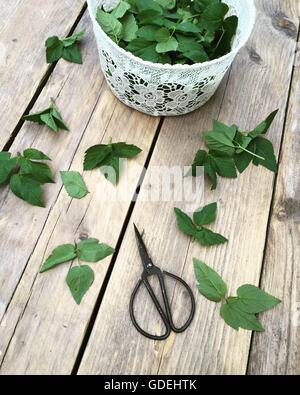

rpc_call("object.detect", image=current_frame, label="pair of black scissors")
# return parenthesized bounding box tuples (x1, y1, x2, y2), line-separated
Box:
(129, 224, 195, 341)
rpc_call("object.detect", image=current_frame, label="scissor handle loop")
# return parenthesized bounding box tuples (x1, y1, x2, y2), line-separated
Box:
(163, 271, 196, 333)
(129, 269, 195, 340)
(129, 278, 171, 341)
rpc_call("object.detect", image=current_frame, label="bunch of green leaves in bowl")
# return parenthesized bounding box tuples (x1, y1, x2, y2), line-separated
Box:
(96, 0, 238, 65)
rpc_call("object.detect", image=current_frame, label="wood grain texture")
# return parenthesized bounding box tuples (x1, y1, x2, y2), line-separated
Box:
(248, 54, 300, 376)
(0, 13, 160, 374)
(0, 0, 85, 150)
(78, 0, 298, 375)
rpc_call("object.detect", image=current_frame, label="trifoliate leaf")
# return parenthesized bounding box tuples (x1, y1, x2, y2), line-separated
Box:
(40, 244, 77, 273)
(46, 30, 85, 64)
(66, 265, 94, 304)
(174, 205, 228, 246)
(60, 171, 89, 199)
(193, 202, 217, 226)
(23, 99, 69, 132)
(77, 238, 115, 262)
(194, 259, 227, 302)
(84, 141, 142, 183)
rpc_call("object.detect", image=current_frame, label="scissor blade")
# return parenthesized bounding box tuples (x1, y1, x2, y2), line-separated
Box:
(133, 224, 153, 270)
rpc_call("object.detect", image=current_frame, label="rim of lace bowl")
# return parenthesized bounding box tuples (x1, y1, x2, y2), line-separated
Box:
(87, 0, 256, 71)
(88, 0, 256, 116)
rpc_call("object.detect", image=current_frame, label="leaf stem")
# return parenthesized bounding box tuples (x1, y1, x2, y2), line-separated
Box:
(235, 143, 265, 161)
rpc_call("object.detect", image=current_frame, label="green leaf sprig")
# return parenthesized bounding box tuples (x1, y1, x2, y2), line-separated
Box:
(60, 171, 89, 199)
(40, 238, 115, 304)
(96, 0, 238, 65)
(84, 141, 142, 184)
(174, 202, 228, 246)
(0, 149, 54, 207)
(194, 259, 281, 332)
(190, 110, 279, 189)
(23, 99, 69, 133)
(45, 30, 85, 64)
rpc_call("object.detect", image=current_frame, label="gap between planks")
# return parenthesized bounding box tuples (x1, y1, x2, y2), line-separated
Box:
(1, 0, 87, 152)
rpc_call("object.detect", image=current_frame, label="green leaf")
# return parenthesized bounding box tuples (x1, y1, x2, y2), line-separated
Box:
(96, 9, 123, 42)
(46, 31, 85, 64)
(194, 259, 227, 302)
(66, 265, 94, 304)
(19, 158, 54, 184)
(190, 149, 207, 177)
(210, 152, 237, 178)
(10, 174, 45, 207)
(111, 1, 131, 19)
(156, 36, 178, 53)
(175, 21, 201, 33)
(137, 25, 158, 41)
(112, 142, 142, 158)
(155, 0, 176, 9)
(193, 202, 217, 226)
(201, 2, 229, 32)
(220, 298, 265, 332)
(23, 99, 69, 132)
(121, 13, 138, 42)
(84, 142, 142, 183)
(194, 227, 228, 246)
(212, 15, 238, 58)
(126, 39, 158, 61)
(249, 110, 279, 139)
(234, 150, 253, 174)
(60, 171, 89, 199)
(100, 156, 121, 185)
(23, 149, 50, 161)
(174, 208, 196, 237)
(0, 153, 17, 184)
(84, 145, 113, 170)
(62, 44, 82, 64)
(40, 244, 77, 273)
(155, 27, 170, 42)
(204, 123, 236, 156)
(45, 36, 63, 63)
(252, 137, 278, 173)
(236, 284, 281, 314)
(62, 30, 85, 47)
(77, 238, 115, 262)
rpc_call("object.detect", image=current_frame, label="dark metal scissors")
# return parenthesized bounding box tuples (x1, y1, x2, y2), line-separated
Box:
(129, 224, 195, 341)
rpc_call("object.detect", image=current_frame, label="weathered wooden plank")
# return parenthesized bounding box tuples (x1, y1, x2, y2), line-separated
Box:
(0, 15, 160, 374)
(0, 0, 24, 34)
(248, 52, 300, 375)
(0, 0, 85, 150)
(78, 0, 298, 375)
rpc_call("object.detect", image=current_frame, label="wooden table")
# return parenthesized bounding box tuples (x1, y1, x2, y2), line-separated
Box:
(0, 0, 299, 375)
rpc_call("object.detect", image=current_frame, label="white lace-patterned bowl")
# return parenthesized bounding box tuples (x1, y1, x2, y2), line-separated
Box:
(88, 0, 256, 116)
